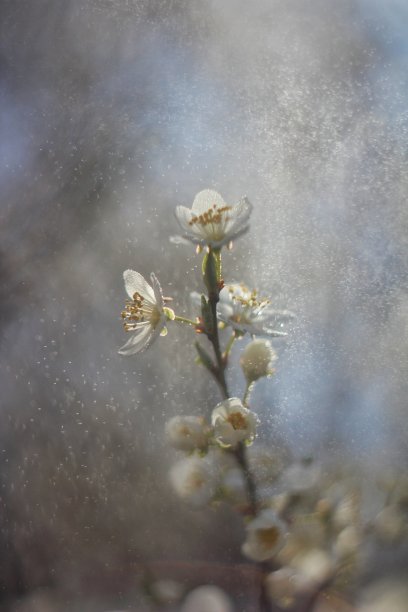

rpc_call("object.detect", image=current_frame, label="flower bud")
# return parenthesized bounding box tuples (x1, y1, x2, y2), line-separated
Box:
(240, 339, 277, 383)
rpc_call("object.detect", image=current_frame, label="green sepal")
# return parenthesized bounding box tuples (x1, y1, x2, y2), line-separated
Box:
(200, 295, 214, 335)
(202, 250, 219, 296)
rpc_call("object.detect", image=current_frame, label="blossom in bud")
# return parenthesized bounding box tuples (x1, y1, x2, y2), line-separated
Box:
(240, 339, 277, 383)
(165, 416, 211, 452)
(211, 397, 258, 448)
(242, 509, 287, 561)
(175, 189, 252, 249)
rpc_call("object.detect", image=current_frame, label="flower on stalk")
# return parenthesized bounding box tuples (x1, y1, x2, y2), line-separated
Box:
(165, 415, 212, 452)
(242, 509, 287, 562)
(211, 397, 258, 448)
(218, 282, 293, 337)
(240, 338, 277, 384)
(175, 189, 252, 249)
(169, 455, 216, 507)
(119, 270, 174, 355)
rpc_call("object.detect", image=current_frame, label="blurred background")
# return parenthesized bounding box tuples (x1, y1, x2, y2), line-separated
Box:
(1, 0, 408, 609)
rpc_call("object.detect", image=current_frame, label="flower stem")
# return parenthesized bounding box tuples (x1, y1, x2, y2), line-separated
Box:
(202, 250, 270, 611)
(243, 381, 254, 407)
(174, 315, 198, 327)
(223, 331, 237, 360)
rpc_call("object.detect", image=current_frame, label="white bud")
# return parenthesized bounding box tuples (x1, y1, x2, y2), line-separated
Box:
(240, 339, 276, 383)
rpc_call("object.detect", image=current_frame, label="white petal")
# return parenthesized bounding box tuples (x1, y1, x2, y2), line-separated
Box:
(150, 273, 164, 308)
(175, 206, 209, 243)
(169, 234, 193, 246)
(191, 189, 226, 215)
(123, 269, 155, 303)
(175, 206, 195, 233)
(118, 325, 153, 355)
(224, 197, 253, 235)
(231, 196, 253, 227)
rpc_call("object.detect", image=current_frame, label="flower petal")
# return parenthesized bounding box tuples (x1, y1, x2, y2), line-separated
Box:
(224, 196, 253, 235)
(175, 206, 195, 233)
(150, 272, 164, 308)
(118, 325, 153, 355)
(191, 189, 226, 215)
(123, 270, 155, 303)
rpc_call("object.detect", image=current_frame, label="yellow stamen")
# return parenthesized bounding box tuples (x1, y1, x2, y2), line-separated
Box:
(188, 205, 232, 228)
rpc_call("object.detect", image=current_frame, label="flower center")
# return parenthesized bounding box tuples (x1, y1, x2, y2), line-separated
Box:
(189, 204, 232, 239)
(257, 526, 281, 550)
(187, 472, 205, 492)
(227, 411, 247, 430)
(229, 284, 269, 310)
(121, 292, 160, 331)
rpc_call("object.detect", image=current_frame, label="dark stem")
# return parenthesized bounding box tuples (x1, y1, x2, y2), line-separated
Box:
(205, 276, 271, 612)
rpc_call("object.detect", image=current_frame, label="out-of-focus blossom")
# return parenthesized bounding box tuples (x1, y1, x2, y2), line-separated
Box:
(289, 548, 334, 587)
(218, 282, 293, 336)
(332, 492, 360, 530)
(265, 567, 299, 609)
(169, 455, 216, 507)
(150, 579, 184, 606)
(175, 189, 252, 249)
(333, 525, 361, 559)
(180, 585, 234, 612)
(357, 579, 408, 612)
(373, 505, 406, 542)
(242, 509, 287, 561)
(165, 415, 211, 452)
(119, 270, 173, 355)
(266, 549, 333, 608)
(211, 397, 258, 448)
(240, 338, 277, 383)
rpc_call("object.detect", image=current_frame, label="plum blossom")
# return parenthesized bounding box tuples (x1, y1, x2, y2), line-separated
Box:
(165, 415, 211, 452)
(242, 509, 287, 562)
(218, 282, 293, 337)
(211, 397, 258, 448)
(169, 455, 217, 507)
(119, 270, 172, 355)
(175, 189, 252, 249)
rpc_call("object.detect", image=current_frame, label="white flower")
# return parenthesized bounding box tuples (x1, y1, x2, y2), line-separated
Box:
(169, 455, 216, 507)
(265, 568, 298, 609)
(218, 282, 293, 336)
(165, 416, 211, 452)
(119, 270, 170, 355)
(175, 189, 252, 248)
(181, 586, 233, 612)
(240, 339, 277, 383)
(211, 397, 258, 448)
(266, 550, 333, 607)
(242, 509, 287, 562)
